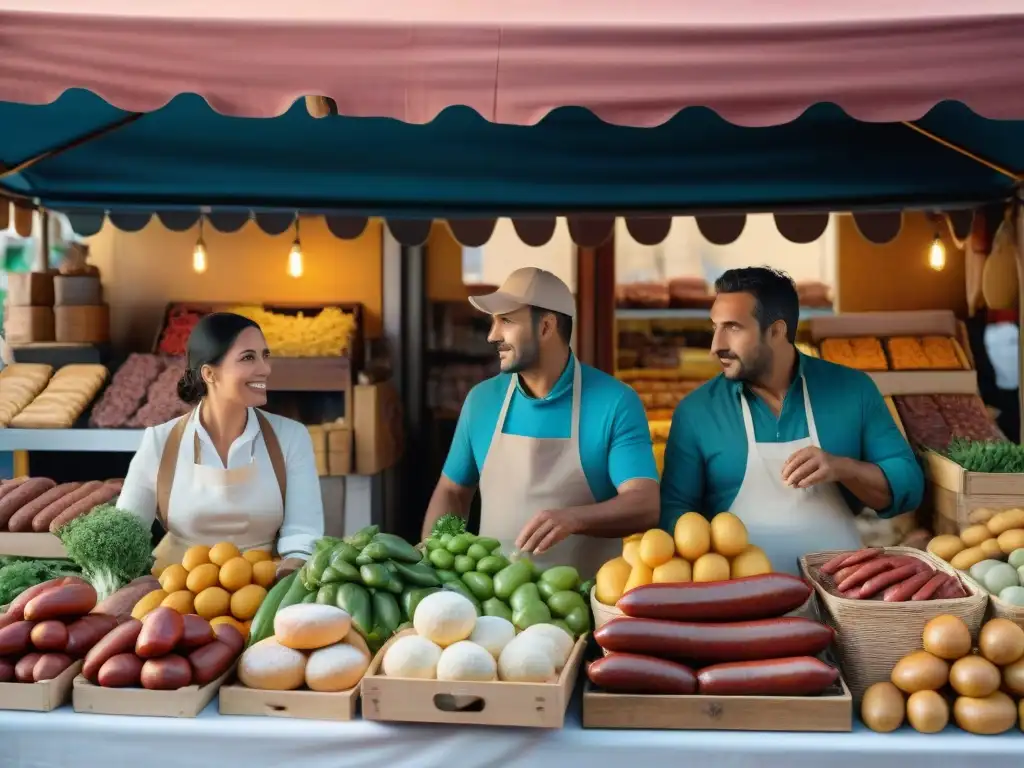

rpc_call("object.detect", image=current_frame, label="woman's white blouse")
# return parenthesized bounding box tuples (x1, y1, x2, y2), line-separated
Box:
(117, 409, 324, 558)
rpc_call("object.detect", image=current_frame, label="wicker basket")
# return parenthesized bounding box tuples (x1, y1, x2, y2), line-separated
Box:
(958, 570, 1024, 627)
(801, 547, 987, 701)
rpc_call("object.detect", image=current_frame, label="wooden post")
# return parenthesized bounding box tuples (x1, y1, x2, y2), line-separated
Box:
(1016, 204, 1024, 444)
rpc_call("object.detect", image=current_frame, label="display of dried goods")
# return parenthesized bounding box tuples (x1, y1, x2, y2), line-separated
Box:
(668, 278, 713, 309)
(895, 395, 1005, 451)
(9, 365, 109, 429)
(0, 363, 52, 427)
(126, 360, 190, 428)
(157, 306, 206, 356)
(616, 282, 670, 309)
(89, 354, 167, 428)
(887, 337, 962, 371)
(819, 337, 888, 371)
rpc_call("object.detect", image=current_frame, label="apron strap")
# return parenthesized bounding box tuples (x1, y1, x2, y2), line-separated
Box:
(255, 410, 288, 506)
(570, 357, 582, 441)
(738, 391, 758, 447)
(800, 376, 821, 448)
(155, 412, 191, 530)
(492, 374, 518, 443)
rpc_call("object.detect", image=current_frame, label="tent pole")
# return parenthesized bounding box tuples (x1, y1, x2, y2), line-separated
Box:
(1017, 202, 1024, 444)
(901, 122, 1021, 182)
(0, 113, 144, 180)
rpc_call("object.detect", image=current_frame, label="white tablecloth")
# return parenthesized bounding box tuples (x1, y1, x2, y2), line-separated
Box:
(1, 699, 1022, 768)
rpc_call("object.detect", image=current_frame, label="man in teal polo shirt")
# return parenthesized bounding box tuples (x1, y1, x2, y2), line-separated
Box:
(660, 267, 923, 575)
(422, 267, 660, 576)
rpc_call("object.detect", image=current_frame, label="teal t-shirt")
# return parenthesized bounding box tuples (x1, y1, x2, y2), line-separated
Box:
(443, 355, 659, 501)
(660, 353, 924, 530)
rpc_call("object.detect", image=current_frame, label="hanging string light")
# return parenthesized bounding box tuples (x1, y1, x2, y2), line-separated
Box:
(288, 214, 304, 278)
(928, 232, 946, 272)
(192, 215, 208, 274)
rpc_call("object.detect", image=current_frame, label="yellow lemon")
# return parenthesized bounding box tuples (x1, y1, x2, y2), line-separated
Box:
(211, 615, 249, 641)
(161, 590, 196, 615)
(194, 586, 231, 619)
(219, 557, 253, 592)
(131, 589, 167, 620)
(693, 553, 731, 582)
(158, 564, 188, 594)
(252, 560, 277, 589)
(674, 512, 711, 561)
(639, 529, 675, 568)
(652, 557, 693, 584)
(710, 512, 749, 557)
(730, 546, 773, 578)
(623, 562, 654, 594)
(595, 557, 632, 605)
(185, 562, 221, 594)
(243, 549, 273, 564)
(622, 540, 641, 567)
(230, 584, 267, 621)
(181, 545, 211, 572)
(209, 542, 242, 567)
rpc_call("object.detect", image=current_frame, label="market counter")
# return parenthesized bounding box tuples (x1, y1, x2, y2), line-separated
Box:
(0, 701, 1020, 768)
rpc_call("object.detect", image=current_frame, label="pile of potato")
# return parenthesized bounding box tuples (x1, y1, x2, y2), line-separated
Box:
(138, 543, 278, 640)
(594, 513, 771, 606)
(928, 509, 1024, 604)
(862, 615, 1024, 734)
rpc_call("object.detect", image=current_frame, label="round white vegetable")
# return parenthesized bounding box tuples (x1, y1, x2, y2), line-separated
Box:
(984, 563, 1020, 596)
(382, 635, 443, 679)
(273, 603, 352, 650)
(518, 623, 573, 671)
(305, 643, 370, 692)
(412, 591, 477, 648)
(238, 638, 307, 691)
(436, 641, 498, 682)
(1000, 585, 1024, 606)
(468, 616, 516, 659)
(498, 635, 556, 683)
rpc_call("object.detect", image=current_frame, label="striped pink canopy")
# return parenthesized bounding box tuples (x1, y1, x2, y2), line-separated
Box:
(1, 1, 1023, 125)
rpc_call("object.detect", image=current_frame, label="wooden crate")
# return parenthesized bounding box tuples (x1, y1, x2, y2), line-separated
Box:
(361, 631, 586, 728)
(218, 679, 359, 721)
(926, 450, 1024, 533)
(0, 660, 81, 712)
(582, 675, 852, 732)
(0, 532, 66, 558)
(72, 664, 234, 718)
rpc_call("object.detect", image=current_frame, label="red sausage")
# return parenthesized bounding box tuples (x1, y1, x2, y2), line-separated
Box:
(178, 614, 215, 651)
(820, 548, 881, 575)
(188, 640, 236, 686)
(587, 653, 697, 695)
(65, 614, 119, 657)
(859, 564, 921, 599)
(696, 656, 839, 696)
(31, 481, 102, 532)
(15, 653, 41, 683)
(883, 571, 935, 602)
(5, 576, 89, 622)
(0, 620, 35, 656)
(136, 608, 184, 659)
(30, 620, 69, 652)
(33, 653, 74, 682)
(594, 616, 834, 663)
(0, 477, 56, 529)
(616, 574, 812, 622)
(911, 572, 949, 602)
(7, 482, 80, 532)
(83, 620, 143, 683)
(24, 583, 98, 621)
(836, 558, 895, 592)
(49, 482, 122, 534)
(97, 653, 144, 688)
(0, 658, 13, 682)
(936, 578, 967, 600)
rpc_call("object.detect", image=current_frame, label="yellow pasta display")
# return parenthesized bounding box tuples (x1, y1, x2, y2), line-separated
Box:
(224, 306, 356, 357)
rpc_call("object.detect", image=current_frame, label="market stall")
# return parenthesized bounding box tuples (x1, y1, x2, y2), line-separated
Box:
(5, 2, 1024, 763)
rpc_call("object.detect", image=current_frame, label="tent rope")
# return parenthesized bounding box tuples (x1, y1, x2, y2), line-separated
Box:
(902, 121, 1022, 183)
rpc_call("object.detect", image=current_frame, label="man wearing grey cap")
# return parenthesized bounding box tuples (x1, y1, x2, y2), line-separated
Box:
(421, 267, 660, 577)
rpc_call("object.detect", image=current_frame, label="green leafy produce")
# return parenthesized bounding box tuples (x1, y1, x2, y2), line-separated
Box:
(431, 513, 467, 538)
(345, 525, 379, 550)
(947, 438, 1024, 473)
(56, 504, 152, 601)
(248, 571, 297, 646)
(0, 558, 80, 606)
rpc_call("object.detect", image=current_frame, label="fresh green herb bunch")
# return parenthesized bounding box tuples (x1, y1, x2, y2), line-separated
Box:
(947, 438, 1024, 473)
(56, 504, 154, 600)
(0, 558, 80, 606)
(431, 513, 467, 538)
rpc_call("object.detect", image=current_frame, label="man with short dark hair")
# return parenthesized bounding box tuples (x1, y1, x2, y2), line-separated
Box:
(423, 267, 660, 576)
(660, 267, 923, 575)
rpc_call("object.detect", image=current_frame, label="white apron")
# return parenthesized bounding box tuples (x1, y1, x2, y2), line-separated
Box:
(729, 377, 863, 577)
(151, 409, 286, 572)
(478, 359, 622, 579)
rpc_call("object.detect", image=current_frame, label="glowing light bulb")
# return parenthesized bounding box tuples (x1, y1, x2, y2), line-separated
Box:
(192, 241, 208, 274)
(928, 236, 946, 272)
(287, 242, 304, 278)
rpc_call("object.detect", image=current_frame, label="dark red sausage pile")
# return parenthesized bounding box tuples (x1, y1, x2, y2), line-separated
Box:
(90, 354, 166, 428)
(0, 476, 123, 534)
(0, 578, 115, 684)
(83, 608, 242, 690)
(588, 574, 840, 697)
(817, 548, 967, 601)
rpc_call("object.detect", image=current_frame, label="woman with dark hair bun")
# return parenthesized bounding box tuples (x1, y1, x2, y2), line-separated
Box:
(118, 313, 323, 580)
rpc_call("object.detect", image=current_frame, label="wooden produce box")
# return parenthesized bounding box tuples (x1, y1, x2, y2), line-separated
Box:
(926, 450, 1024, 534)
(6, 272, 55, 307)
(582, 674, 852, 732)
(72, 664, 234, 718)
(55, 305, 110, 344)
(218, 680, 359, 721)
(353, 382, 402, 476)
(809, 310, 978, 396)
(361, 633, 587, 728)
(0, 660, 81, 712)
(0, 532, 66, 558)
(54, 275, 102, 306)
(4, 306, 55, 344)
(327, 420, 352, 476)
